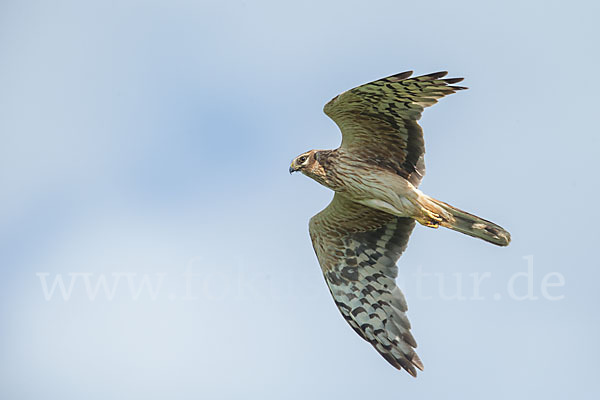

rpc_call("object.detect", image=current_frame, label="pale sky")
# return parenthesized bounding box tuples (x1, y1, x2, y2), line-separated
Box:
(1, 1, 599, 399)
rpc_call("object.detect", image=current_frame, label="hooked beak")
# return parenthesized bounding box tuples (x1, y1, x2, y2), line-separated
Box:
(289, 164, 297, 174)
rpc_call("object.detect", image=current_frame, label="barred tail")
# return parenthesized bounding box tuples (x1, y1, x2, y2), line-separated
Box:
(428, 198, 511, 246)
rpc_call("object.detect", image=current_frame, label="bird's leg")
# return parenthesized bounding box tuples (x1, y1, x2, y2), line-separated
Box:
(413, 193, 450, 229)
(415, 210, 443, 228)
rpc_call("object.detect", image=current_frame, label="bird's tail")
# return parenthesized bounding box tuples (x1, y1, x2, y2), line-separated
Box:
(417, 196, 511, 247)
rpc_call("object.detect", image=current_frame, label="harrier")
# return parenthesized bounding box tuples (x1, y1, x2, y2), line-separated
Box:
(290, 71, 510, 377)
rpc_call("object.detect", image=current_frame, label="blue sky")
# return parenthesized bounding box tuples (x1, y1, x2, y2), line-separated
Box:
(1, 1, 599, 399)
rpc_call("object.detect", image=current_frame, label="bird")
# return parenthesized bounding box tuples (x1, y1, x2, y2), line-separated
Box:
(289, 71, 511, 377)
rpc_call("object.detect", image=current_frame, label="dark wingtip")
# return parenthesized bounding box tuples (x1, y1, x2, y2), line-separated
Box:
(443, 77, 465, 84)
(424, 71, 449, 79)
(388, 70, 413, 81)
(412, 353, 424, 372)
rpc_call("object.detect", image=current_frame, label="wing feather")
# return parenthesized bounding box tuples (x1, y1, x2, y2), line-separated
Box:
(309, 194, 422, 376)
(323, 71, 466, 187)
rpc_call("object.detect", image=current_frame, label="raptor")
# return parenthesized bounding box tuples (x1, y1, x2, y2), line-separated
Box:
(290, 71, 510, 377)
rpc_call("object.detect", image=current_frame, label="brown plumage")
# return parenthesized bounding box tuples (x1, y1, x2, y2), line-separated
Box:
(290, 71, 511, 376)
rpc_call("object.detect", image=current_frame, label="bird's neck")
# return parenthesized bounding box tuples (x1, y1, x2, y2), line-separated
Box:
(304, 149, 344, 191)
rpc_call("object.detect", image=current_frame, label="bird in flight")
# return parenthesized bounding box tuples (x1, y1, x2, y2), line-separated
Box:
(289, 71, 510, 377)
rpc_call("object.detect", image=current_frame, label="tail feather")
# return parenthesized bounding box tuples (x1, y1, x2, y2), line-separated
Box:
(424, 198, 511, 246)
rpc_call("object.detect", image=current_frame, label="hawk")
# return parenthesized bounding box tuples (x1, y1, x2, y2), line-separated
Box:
(289, 71, 510, 377)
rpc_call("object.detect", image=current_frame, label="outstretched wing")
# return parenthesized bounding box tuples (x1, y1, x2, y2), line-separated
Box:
(309, 194, 422, 376)
(324, 71, 466, 186)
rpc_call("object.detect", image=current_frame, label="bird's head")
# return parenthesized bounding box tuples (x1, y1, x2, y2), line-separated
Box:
(289, 150, 319, 175)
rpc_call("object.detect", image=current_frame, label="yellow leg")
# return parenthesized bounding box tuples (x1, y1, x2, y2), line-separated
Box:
(415, 208, 444, 229)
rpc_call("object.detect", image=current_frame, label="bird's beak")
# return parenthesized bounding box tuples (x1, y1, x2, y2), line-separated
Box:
(289, 164, 297, 174)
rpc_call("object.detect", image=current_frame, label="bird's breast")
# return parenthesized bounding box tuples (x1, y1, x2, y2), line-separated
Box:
(328, 160, 419, 216)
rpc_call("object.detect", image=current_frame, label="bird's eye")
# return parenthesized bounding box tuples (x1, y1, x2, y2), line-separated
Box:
(298, 156, 308, 164)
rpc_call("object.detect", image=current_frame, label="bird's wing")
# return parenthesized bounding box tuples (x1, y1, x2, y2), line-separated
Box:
(323, 71, 466, 186)
(309, 193, 422, 376)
